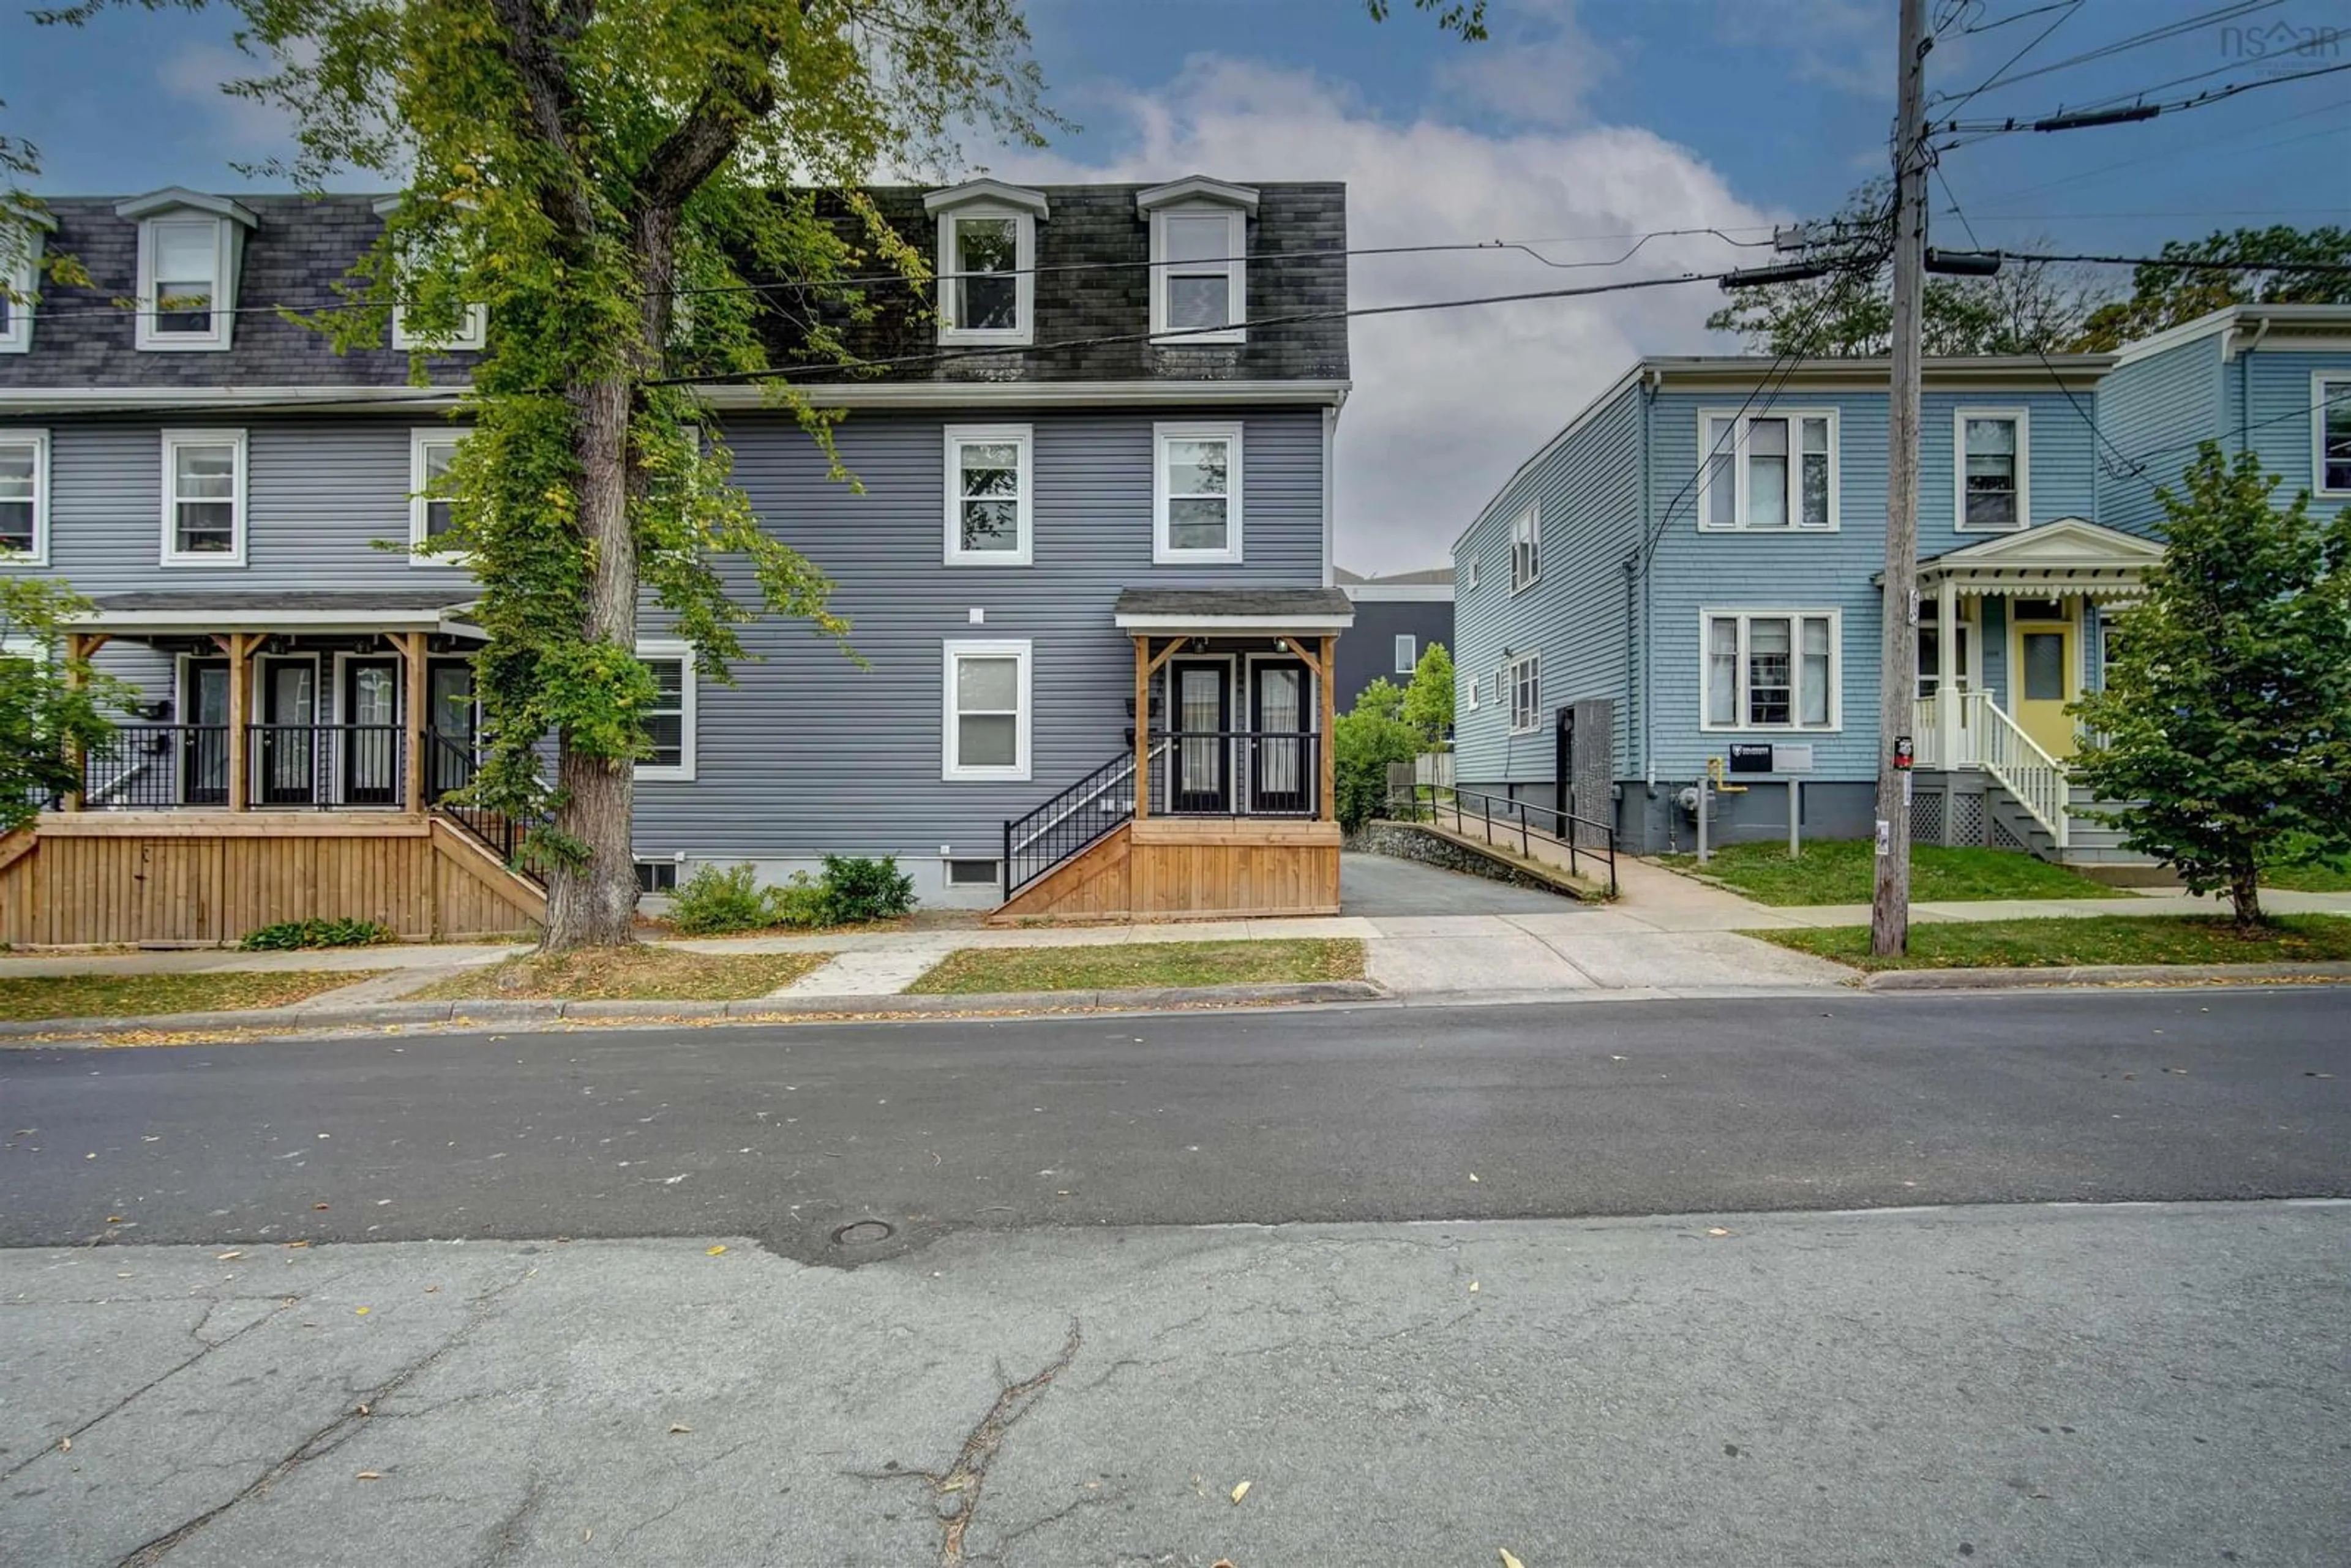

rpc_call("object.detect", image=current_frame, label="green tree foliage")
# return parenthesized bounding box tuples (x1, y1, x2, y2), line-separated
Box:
(1333, 683, 1423, 835)
(1704, 180, 2104, 358)
(0, 575, 131, 831)
(2071, 227, 2351, 352)
(1401, 640, 1454, 748)
(2071, 446, 2351, 931)
(1351, 675, 1406, 724)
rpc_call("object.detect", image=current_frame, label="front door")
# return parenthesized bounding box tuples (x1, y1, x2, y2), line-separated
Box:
(2011, 605, 2076, 759)
(182, 659, 231, 805)
(257, 658, 319, 805)
(1168, 660, 1231, 814)
(342, 658, 401, 805)
(1249, 659, 1310, 814)
(427, 659, 478, 799)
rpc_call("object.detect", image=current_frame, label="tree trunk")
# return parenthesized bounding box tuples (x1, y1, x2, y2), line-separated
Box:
(542, 370, 642, 951)
(2229, 860, 2263, 936)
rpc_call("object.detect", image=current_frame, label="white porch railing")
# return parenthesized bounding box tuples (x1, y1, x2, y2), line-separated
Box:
(1913, 690, 2069, 850)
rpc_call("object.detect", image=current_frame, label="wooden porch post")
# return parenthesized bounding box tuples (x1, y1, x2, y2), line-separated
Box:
(1318, 634, 1337, 822)
(1133, 636, 1150, 821)
(224, 632, 253, 812)
(401, 632, 429, 815)
(1938, 576, 1959, 771)
(61, 632, 88, 811)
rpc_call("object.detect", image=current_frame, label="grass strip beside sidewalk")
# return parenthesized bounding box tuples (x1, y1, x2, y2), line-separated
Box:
(907, 939, 1366, 996)
(405, 947, 830, 1003)
(1753, 914, 2351, 972)
(0, 971, 362, 1022)
(1659, 840, 2129, 906)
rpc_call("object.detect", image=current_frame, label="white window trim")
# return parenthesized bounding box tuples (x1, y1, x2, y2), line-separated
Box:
(158, 428, 248, 568)
(1464, 555, 1480, 591)
(942, 637, 1033, 782)
(1507, 653, 1542, 734)
(1509, 505, 1540, 595)
(1696, 408, 1843, 533)
(0, 224, 42, 354)
(634, 639, 697, 783)
(409, 427, 468, 564)
(134, 216, 238, 352)
(1464, 673, 1480, 711)
(1393, 634, 1417, 675)
(935, 206, 1035, 347)
(1147, 202, 1247, 345)
(1698, 607, 1845, 733)
(1152, 421, 1245, 565)
(391, 302, 489, 354)
(942, 423, 1034, 566)
(0, 428, 50, 565)
(1953, 405, 2031, 533)
(2315, 372, 2351, 498)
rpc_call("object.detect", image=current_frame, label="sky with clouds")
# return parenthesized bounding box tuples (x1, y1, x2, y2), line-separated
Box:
(4, 0, 2347, 570)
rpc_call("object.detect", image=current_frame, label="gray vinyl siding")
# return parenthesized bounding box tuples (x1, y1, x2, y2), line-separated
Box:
(6, 416, 472, 593)
(2096, 332, 2226, 534)
(629, 406, 1327, 863)
(1450, 381, 1641, 790)
(1335, 597, 1453, 710)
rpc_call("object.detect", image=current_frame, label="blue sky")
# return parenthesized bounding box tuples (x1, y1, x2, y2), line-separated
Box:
(5, 0, 2348, 568)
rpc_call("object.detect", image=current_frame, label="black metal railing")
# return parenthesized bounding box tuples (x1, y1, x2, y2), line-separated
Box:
(1002, 749, 1142, 898)
(78, 724, 233, 809)
(425, 732, 544, 882)
(246, 724, 407, 809)
(1391, 781, 1618, 898)
(1146, 729, 1320, 818)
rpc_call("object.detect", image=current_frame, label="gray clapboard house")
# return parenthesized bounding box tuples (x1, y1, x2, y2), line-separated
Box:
(0, 176, 1355, 945)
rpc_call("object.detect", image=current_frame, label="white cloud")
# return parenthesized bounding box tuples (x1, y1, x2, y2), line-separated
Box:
(992, 58, 1783, 574)
(1433, 0, 1610, 128)
(157, 43, 298, 159)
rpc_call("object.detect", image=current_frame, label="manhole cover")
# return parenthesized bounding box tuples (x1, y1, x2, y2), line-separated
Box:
(831, 1220, 894, 1247)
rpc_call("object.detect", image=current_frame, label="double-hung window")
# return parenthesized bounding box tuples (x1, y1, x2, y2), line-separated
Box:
(1700, 411, 1838, 531)
(1394, 634, 1417, 675)
(943, 424, 1033, 565)
(926, 183, 1046, 347)
(1703, 610, 1840, 730)
(1510, 506, 1539, 591)
(160, 429, 246, 566)
(1154, 422, 1242, 563)
(0, 430, 47, 563)
(943, 639, 1032, 781)
(1149, 206, 1246, 342)
(1509, 654, 1540, 733)
(1956, 408, 2028, 530)
(2318, 374, 2351, 496)
(410, 428, 466, 558)
(635, 641, 696, 782)
(0, 219, 43, 354)
(120, 193, 253, 351)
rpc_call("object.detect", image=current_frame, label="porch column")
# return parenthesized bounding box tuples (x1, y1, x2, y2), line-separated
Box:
(1133, 636, 1150, 822)
(401, 632, 429, 815)
(1318, 634, 1337, 822)
(1938, 575, 1959, 768)
(224, 632, 253, 812)
(61, 632, 90, 811)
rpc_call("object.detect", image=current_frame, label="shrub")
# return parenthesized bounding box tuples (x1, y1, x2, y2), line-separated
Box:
(817, 854, 917, 925)
(239, 918, 394, 951)
(1332, 708, 1422, 835)
(767, 871, 828, 929)
(664, 863, 773, 936)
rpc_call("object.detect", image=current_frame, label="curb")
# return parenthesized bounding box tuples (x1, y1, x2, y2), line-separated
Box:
(0, 979, 1389, 1043)
(1861, 961, 2351, 991)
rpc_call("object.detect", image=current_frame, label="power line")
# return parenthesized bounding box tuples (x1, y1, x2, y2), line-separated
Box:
(1930, 0, 2285, 106)
(1955, 94, 2351, 209)
(1927, 0, 2083, 119)
(1935, 58, 2351, 141)
(1953, 0, 2086, 36)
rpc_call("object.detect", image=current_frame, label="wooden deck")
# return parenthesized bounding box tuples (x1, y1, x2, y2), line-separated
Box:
(989, 816, 1342, 925)
(0, 812, 544, 948)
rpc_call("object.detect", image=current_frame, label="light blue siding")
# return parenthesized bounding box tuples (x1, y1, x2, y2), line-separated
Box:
(2238, 347, 2351, 522)
(2096, 332, 2227, 534)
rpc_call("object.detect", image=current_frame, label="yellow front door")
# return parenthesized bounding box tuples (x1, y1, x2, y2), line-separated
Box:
(2011, 611, 2076, 759)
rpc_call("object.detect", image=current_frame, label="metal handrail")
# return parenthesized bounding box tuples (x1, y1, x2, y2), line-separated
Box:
(1002, 748, 1149, 897)
(425, 732, 547, 882)
(1389, 780, 1618, 898)
(75, 724, 233, 810)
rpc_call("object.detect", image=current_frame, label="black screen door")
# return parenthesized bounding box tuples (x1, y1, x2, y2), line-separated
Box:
(342, 658, 400, 805)
(1169, 661, 1230, 813)
(257, 659, 318, 805)
(1250, 660, 1309, 814)
(182, 659, 230, 805)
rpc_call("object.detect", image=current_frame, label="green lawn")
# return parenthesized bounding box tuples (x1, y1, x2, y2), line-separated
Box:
(0, 970, 360, 1023)
(407, 947, 830, 1003)
(1656, 839, 2129, 906)
(2262, 846, 2351, 892)
(1752, 913, 2351, 972)
(906, 939, 1366, 996)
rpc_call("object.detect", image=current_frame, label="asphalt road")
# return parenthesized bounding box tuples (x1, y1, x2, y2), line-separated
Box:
(4, 988, 2345, 1261)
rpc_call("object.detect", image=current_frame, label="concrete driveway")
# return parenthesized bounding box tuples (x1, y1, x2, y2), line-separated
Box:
(1339, 850, 1579, 917)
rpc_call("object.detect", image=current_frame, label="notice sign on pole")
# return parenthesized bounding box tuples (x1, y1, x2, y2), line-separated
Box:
(1728, 742, 1816, 776)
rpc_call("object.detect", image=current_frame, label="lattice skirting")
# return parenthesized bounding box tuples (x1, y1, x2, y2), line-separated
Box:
(1912, 792, 1946, 846)
(1990, 815, 2025, 852)
(1951, 793, 1987, 848)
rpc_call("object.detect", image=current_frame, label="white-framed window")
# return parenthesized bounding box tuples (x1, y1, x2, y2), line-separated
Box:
(1698, 410, 1840, 531)
(1701, 609, 1842, 731)
(0, 222, 42, 354)
(943, 638, 1032, 781)
(1508, 654, 1540, 733)
(1153, 422, 1243, 564)
(2317, 373, 2351, 497)
(135, 217, 236, 351)
(937, 208, 1033, 345)
(635, 855, 682, 895)
(1509, 506, 1539, 592)
(1464, 555, 1480, 591)
(1148, 204, 1246, 343)
(409, 428, 467, 560)
(943, 424, 1033, 566)
(944, 857, 1002, 887)
(1394, 634, 1417, 675)
(391, 301, 489, 354)
(635, 641, 697, 782)
(0, 430, 48, 564)
(1955, 407, 2029, 531)
(159, 429, 247, 566)
(1465, 675, 1480, 711)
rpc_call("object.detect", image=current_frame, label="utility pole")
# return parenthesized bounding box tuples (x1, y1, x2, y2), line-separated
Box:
(1872, 0, 1929, 958)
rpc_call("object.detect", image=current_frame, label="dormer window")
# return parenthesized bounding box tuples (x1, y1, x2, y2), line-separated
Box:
(372, 197, 490, 352)
(1, 214, 50, 354)
(1138, 178, 1258, 345)
(924, 180, 1048, 347)
(118, 190, 256, 352)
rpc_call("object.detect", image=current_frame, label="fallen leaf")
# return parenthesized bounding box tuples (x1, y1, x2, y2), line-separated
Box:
(354, 1307, 370, 1316)
(313, 1202, 331, 1212)
(669, 1423, 692, 1435)
(1229, 1480, 1251, 1504)
(105, 1215, 124, 1223)
(1468, 1173, 1480, 1183)
(424, 1285, 441, 1294)
(354, 1403, 372, 1417)
(58, 1437, 70, 1453)
(216, 1251, 244, 1261)
(1706, 1228, 1733, 1238)
(705, 1245, 728, 1256)
(355, 1471, 381, 1481)
(582, 1529, 593, 1544)
(1468, 1281, 1480, 1294)
(1212, 1561, 1235, 1568)
(284, 1240, 310, 1250)
(1501, 1552, 1526, 1568)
